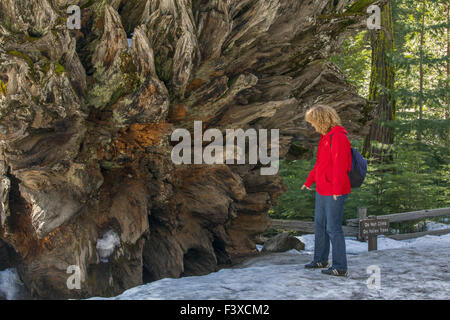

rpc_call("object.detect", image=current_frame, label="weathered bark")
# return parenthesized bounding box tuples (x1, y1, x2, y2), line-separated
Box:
(0, 0, 372, 299)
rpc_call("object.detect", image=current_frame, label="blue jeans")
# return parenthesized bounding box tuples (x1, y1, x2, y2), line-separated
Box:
(313, 191, 348, 271)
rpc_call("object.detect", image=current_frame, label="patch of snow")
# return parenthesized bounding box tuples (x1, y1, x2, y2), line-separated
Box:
(0, 268, 25, 300)
(298, 234, 422, 255)
(127, 32, 134, 51)
(90, 233, 450, 300)
(423, 220, 449, 231)
(96, 230, 120, 263)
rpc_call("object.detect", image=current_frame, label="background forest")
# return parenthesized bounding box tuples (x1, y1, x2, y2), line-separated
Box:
(270, 0, 450, 232)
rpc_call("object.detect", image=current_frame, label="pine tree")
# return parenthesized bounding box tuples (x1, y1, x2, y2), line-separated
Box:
(391, 0, 449, 147)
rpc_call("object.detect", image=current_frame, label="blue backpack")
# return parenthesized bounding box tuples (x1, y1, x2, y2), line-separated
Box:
(330, 134, 367, 188)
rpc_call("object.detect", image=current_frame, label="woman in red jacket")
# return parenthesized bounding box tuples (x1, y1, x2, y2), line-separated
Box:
(301, 105, 351, 277)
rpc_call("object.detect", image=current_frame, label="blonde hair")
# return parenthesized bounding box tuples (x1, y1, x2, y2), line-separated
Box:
(305, 105, 342, 135)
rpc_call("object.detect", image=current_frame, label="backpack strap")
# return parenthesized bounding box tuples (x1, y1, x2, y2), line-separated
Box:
(330, 132, 352, 173)
(330, 132, 349, 149)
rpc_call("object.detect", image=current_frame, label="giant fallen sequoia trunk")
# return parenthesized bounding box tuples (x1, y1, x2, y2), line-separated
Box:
(0, 0, 373, 299)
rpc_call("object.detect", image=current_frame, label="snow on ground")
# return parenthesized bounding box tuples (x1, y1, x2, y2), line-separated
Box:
(91, 232, 450, 300)
(127, 33, 134, 51)
(422, 221, 449, 231)
(0, 268, 27, 300)
(96, 230, 121, 263)
(1, 223, 449, 300)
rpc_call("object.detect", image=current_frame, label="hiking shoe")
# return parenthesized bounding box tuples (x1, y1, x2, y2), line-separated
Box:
(321, 267, 348, 277)
(304, 261, 330, 269)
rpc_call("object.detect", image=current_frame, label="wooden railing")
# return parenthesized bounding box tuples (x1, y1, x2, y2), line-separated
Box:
(270, 207, 450, 241)
(270, 219, 359, 236)
(346, 207, 450, 225)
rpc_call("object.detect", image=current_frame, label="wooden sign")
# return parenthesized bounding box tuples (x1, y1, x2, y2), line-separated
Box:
(359, 216, 390, 251)
(359, 216, 390, 239)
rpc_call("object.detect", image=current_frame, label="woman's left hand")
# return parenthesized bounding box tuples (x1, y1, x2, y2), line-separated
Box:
(333, 195, 342, 200)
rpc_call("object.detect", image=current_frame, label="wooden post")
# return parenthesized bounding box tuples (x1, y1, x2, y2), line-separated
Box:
(357, 208, 367, 242)
(368, 216, 378, 251)
(368, 235, 378, 251)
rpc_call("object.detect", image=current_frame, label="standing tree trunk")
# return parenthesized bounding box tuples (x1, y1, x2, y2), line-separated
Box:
(446, 1, 449, 120)
(417, 0, 426, 141)
(363, 0, 396, 162)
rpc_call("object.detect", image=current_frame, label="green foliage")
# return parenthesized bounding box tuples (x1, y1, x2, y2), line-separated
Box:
(391, 0, 449, 142)
(271, 139, 450, 222)
(329, 31, 372, 98)
(347, 141, 450, 216)
(308, 0, 450, 228)
(269, 158, 316, 221)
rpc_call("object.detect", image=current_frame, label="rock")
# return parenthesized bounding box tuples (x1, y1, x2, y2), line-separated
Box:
(0, 0, 371, 299)
(262, 232, 305, 253)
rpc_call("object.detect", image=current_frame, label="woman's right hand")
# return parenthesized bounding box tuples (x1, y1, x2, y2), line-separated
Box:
(301, 184, 311, 191)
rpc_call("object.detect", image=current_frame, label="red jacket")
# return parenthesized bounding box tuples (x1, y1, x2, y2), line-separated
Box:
(304, 125, 352, 196)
